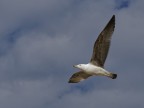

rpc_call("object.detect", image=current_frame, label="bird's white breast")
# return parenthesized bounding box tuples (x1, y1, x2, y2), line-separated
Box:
(84, 63, 107, 75)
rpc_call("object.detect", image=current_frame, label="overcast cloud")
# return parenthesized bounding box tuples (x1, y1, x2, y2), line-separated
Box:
(0, 0, 144, 108)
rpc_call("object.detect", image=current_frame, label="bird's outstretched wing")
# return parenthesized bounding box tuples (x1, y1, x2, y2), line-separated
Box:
(68, 71, 92, 83)
(90, 15, 115, 67)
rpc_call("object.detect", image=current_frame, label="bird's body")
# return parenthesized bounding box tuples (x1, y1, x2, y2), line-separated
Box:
(74, 63, 113, 77)
(68, 15, 117, 83)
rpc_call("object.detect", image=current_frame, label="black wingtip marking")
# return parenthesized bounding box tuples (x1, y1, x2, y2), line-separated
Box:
(112, 73, 117, 79)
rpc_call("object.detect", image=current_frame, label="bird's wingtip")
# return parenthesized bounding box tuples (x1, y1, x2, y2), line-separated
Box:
(68, 80, 77, 83)
(111, 15, 115, 20)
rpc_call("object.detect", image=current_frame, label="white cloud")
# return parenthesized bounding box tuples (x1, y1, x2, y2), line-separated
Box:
(0, 79, 69, 108)
(0, 0, 144, 108)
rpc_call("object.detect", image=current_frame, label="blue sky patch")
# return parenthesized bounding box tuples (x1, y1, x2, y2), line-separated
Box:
(115, 0, 130, 10)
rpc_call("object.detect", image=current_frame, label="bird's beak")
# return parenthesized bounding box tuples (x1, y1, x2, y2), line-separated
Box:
(73, 65, 77, 68)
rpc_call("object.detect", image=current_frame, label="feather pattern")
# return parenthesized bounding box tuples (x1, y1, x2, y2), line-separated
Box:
(90, 15, 115, 67)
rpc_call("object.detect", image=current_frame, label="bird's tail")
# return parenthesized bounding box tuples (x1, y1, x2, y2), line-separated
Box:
(109, 72, 117, 79)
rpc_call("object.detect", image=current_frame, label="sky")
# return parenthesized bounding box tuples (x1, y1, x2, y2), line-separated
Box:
(0, 0, 144, 108)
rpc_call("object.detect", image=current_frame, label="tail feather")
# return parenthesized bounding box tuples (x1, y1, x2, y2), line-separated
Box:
(109, 73, 117, 79)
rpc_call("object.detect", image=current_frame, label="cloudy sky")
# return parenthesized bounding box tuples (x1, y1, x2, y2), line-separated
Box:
(0, 0, 144, 108)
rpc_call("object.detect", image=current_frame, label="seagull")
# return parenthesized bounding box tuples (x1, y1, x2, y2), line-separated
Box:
(68, 15, 117, 83)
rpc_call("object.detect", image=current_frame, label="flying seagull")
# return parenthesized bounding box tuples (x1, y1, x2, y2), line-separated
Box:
(68, 15, 117, 83)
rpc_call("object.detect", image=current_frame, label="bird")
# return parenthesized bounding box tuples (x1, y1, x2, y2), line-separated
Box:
(68, 15, 117, 83)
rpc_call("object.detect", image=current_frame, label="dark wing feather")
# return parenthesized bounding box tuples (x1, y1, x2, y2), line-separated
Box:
(68, 71, 92, 83)
(90, 15, 115, 67)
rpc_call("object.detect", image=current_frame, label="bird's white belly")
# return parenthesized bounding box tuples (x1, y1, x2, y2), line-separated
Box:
(84, 64, 107, 75)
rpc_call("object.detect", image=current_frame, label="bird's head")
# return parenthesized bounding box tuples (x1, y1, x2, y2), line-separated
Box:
(73, 64, 86, 70)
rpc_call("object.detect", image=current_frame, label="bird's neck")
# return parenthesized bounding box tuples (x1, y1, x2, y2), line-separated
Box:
(80, 64, 88, 70)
